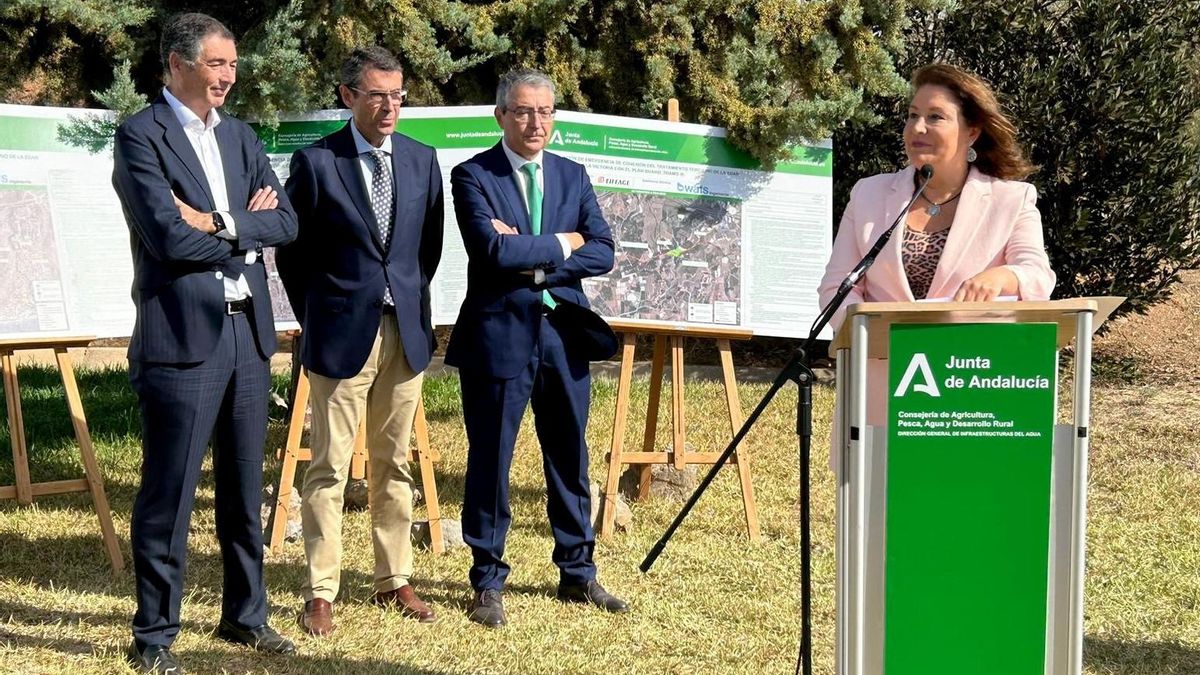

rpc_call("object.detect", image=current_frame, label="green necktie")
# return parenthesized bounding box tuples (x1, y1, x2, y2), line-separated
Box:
(522, 161, 556, 309)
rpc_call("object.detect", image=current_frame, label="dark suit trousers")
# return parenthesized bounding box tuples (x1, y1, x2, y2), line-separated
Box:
(460, 316, 597, 591)
(129, 311, 269, 648)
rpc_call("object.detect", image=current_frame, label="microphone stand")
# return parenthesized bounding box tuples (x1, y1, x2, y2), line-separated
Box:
(639, 165, 935, 675)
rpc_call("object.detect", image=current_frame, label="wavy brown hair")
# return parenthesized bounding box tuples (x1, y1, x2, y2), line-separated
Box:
(911, 63, 1036, 180)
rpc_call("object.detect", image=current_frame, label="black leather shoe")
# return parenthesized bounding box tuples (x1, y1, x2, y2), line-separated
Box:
(557, 580, 630, 613)
(215, 620, 296, 654)
(126, 641, 183, 674)
(467, 589, 506, 628)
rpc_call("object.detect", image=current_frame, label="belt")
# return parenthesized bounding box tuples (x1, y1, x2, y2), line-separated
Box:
(381, 304, 397, 316)
(226, 298, 251, 315)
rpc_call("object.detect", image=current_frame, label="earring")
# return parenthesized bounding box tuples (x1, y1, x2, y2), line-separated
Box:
(967, 146, 978, 163)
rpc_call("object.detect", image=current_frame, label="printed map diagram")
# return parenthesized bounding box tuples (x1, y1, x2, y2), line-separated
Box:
(584, 191, 741, 324)
(0, 186, 67, 333)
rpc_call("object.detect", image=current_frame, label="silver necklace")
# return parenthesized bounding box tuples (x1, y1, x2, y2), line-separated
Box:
(920, 191, 961, 216)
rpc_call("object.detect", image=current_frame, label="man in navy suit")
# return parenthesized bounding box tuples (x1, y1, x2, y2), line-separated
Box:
(277, 46, 443, 635)
(111, 12, 298, 674)
(446, 68, 629, 627)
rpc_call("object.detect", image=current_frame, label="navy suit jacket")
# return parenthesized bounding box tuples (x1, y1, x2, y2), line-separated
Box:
(444, 143, 614, 379)
(277, 123, 444, 379)
(112, 93, 298, 364)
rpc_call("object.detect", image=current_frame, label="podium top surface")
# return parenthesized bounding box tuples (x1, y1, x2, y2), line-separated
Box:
(829, 297, 1123, 357)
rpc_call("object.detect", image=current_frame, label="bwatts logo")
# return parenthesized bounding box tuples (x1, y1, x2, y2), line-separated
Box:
(675, 181, 712, 196)
(894, 353, 941, 397)
(595, 175, 631, 187)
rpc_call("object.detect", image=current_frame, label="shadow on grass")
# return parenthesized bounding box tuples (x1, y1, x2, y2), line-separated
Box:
(0, 366, 140, 485)
(0, 626, 98, 656)
(0, 531, 371, 612)
(0, 614, 454, 674)
(410, 575, 558, 612)
(1085, 636, 1200, 674)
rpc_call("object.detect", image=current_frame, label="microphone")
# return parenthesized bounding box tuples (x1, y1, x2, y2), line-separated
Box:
(836, 163, 935, 295)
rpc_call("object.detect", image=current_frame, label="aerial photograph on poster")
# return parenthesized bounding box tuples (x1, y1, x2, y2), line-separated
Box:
(0, 185, 68, 333)
(584, 189, 742, 325)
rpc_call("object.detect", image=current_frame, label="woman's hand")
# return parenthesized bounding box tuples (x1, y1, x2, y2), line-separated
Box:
(953, 267, 1018, 302)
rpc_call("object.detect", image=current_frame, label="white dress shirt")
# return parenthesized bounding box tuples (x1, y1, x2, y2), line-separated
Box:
(349, 122, 394, 192)
(500, 141, 572, 283)
(162, 87, 253, 301)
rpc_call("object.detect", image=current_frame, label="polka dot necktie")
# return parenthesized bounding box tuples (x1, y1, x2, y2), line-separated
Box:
(521, 161, 556, 309)
(367, 149, 395, 306)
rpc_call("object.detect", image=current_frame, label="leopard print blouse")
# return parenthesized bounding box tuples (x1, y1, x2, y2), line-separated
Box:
(902, 227, 950, 300)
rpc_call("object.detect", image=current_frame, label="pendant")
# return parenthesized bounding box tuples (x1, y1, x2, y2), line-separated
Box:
(928, 204, 941, 216)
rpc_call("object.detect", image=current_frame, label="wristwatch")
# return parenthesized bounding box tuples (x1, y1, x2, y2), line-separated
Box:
(211, 212, 227, 234)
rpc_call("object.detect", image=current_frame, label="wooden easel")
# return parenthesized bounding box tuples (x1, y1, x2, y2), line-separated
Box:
(600, 322, 759, 540)
(596, 98, 760, 541)
(0, 336, 124, 571)
(269, 363, 444, 555)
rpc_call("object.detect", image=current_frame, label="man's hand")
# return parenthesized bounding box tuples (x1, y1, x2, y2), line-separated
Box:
(953, 267, 1018, 302)
(492, 219, 518, 235)
(247, 186, 278, 212)
(172, 191, 216, 233)
(563, 232, 584, 250)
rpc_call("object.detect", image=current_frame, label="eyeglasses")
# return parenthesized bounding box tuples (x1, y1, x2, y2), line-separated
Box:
(350, 87, 408, 107)
(504, 106, 556, 122)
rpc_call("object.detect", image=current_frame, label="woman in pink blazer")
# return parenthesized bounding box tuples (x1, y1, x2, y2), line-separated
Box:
(819, 63, 1056, 460)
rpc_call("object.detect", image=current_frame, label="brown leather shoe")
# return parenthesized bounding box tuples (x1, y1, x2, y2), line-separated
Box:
(298, 599, 335, 637)
(372, 585, 437, 623)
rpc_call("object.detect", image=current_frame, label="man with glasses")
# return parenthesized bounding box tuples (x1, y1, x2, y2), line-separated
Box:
(277, 46, 444, 636)
(112, 12, 298, 673)
(446, 68, 629, 628)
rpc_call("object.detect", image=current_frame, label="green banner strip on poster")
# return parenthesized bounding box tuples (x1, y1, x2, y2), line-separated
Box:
(253, 115, 831, 176)
(0, 116, 79, 153)
(885, 323, 1057, 675)
(0, 108, 832, 176)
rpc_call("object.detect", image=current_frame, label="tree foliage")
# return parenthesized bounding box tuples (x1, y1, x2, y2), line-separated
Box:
(1, 0, 946, 166)
(835, 0, 1200, 313)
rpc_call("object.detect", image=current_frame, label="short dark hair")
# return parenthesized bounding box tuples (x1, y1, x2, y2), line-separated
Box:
(160, 13, 234, 74)
(340, 46, 404, 89)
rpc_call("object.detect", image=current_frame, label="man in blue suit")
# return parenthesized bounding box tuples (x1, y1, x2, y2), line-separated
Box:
(111, 12, 298, 674)
(447, 68, 629, 628)
(277, 46, 443, 635)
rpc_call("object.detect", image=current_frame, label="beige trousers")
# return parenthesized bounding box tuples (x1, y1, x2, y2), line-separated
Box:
(301, 318, 423, 602)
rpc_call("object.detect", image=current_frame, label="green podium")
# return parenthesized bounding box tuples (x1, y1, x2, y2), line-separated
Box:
(832, 298, 1122, 675)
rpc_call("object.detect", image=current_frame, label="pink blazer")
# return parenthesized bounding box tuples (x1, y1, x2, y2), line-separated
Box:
(819, 165, 1056, 467)
(818, 164, 1056, 331)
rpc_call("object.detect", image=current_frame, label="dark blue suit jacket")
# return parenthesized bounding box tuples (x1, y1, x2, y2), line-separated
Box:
(445, 143, 614, 379)
(112, 93, 298, 364)
(277, 123, 444, 379)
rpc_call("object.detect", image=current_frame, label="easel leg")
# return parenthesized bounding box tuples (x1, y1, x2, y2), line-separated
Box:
(638, 336, 667, 500)
(601, 333, 636, 538)
(270, 368, 310, 555)
(718, 339, 760, 541)
(56, 349, 124, 570)
(2, 351, 32, 505)
(413, 397, 444, 554)
(670, 336, 686, 470)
